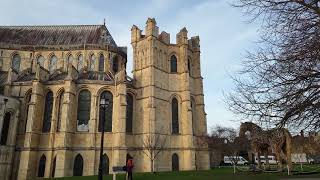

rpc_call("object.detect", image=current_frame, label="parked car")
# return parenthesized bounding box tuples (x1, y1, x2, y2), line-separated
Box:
(223, 156, 249, 165)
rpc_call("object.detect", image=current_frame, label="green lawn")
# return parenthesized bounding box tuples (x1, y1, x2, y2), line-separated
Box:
(45, 166, 320, 180)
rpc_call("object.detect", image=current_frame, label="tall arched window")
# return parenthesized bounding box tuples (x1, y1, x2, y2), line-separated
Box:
(57, 91, 64, 132)
(99, 54, 104, 72)
(99, 91, 113, 132)
(73, 154, 83, 176)
(113, 56, 119, 73)
(170, 55, 177, 73)
(171, 98, 179, 134)
(37, 55, 45, 67)
(49, 55, 58, 73)
(51, 156, 56, 177)
(172, 153, 179, 171)
(67, 54, 73, 66)
(12, 54, 21, 72)
(42, 91, 53, 132)
(126, 94, 133, 133)
(89, 54, 95, 71)
(38, 155, 46, 177)
(78, 54, 84, 70)
(0, 112, 11, 145)
(24, 91, 32, 133)
(188, 58, 192, 76)
(77, 90, 91, 131)
(102, 154, 109, 175)
(191, 98, 196, 135)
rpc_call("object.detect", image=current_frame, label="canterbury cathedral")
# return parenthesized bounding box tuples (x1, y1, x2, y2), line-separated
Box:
(0, 18, 209, 179)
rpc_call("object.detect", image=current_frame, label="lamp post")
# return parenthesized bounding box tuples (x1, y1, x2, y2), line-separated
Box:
(98, 97, 109, 180)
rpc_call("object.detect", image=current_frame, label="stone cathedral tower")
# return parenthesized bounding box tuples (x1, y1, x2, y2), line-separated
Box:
(131, 18, 209, 171)
(0, 18, 209, 180)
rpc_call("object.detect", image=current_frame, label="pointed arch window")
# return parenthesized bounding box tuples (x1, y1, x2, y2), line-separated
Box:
(49, 55, 57, 73)
(170, 55, 177, 73)
(0, 112, 11, 145)
(191, 98, 196, 135)
(42, 91, 53, 132)
(89, 54, 95, 71)
(172, 153, 179, 171)
(113, 56, 119, 73)
(126, 94, 133, 133)
(99, 91, 113, 132)
(67, 54, 73, 66)
(77, 90, 91, 131)
(172, 98, 179, 134)
(51, 156, 56, 177)
(57, 91, 64, 132)
(37, 55, 45, 67)
(73, 154, 83, 176)
(188, 58, 192, 76)
(99, 54, 104, 72)
(12, 54, 21, 72)
(102, 154, 109, 175)
(24, 91, 32, 133)
(38, 155, 46, 177)
(78, 54, 84, 70)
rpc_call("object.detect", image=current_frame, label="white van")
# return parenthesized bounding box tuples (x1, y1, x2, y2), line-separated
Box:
(254, 155, 278, 165)
(224, 156, 249, 165)
(292, 153, 314, 164)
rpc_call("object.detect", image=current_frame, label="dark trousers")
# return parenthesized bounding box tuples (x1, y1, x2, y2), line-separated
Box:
(127, 171, 133, 180)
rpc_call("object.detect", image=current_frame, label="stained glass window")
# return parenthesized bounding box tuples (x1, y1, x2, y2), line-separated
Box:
(172, 98, 179, 134)
(57, 91, 64, 131)
(37, 56, 45, 67)
(102, 154, 109, 175)
(90, 54, 95, 71)
(172, 153, 179, 171)
(77, 90, 91, 131)
(113, 56, 119, 73)
(42, 91, 53, 132)
(170, 55, 177, 73)
(67, 54, 73, 66)
(49, 55, 57, 73)
(12, 54, 21, 72)
(99, 54, 104, 72)
(78, 54, 84, 70)
(99, 91, 113, 132)
(126, 94, 133, 133)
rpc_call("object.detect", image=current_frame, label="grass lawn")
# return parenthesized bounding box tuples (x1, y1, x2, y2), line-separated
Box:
(46, 166, 320, 180)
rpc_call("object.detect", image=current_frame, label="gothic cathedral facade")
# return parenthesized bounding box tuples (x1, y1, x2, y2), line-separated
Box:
(0, 18, 209, 180)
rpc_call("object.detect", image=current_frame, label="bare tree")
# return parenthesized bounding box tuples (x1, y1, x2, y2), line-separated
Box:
(227, 0, 320, 131)
(141, 133, 167, 173)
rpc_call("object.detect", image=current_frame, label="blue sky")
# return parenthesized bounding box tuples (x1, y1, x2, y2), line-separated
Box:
(0, 0, 260, 132)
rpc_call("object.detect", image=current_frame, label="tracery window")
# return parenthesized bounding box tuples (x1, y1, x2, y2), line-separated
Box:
(67, 54, 73, 66)
(37, 55, 45, 67)
(99, 91, 113, 132)
(42, 91, 53, 132)
(49, 55, 58, 73)
(126, 94, 133, 133)
(12, 54, 21, 72)
(0, 112, 11, 145)
(89, 54, 95, 71)
(99, 54, 104, 72)
(78, 54, 84, 70)
(57, 91, 64, 131)
(170, 55, 177, 73)
(113, 56, 119, 73)
(38, 155, 46, 177)
(77, 90, 91, 131)
(73, 154, 83, 176)
(171, 98, 179, 134)
(172, 153, 179, 171)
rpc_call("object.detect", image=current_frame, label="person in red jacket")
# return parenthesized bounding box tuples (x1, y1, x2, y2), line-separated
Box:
(126, 157, 134, 180)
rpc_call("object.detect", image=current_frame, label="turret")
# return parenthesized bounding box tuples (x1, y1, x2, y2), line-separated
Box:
(145, 18, 159, 37)
(176, 27, 188, 45)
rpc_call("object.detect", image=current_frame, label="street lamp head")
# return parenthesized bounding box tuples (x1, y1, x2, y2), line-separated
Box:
(99, 98, 109, 108)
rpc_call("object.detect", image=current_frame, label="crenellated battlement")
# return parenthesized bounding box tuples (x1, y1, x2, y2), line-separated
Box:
(131, 18, 200, 51)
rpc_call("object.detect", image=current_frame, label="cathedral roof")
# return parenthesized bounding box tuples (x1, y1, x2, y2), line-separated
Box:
(0, 25, 117, 48)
